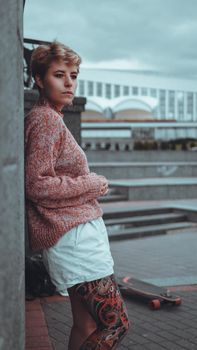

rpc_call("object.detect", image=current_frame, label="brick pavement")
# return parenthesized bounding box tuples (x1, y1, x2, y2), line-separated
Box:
(26, 230, 197, 349)
(39, 286, 197, 350)
(25, 298, 53, 350)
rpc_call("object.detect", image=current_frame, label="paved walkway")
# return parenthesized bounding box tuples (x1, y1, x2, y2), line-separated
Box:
(25, 199, 197, 349)
(39, 285, 197, 350)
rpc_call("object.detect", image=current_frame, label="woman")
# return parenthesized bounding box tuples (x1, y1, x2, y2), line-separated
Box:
(25, 40, 129, 349)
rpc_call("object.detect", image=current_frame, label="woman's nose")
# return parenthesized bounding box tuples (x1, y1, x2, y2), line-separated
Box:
(64, 76, 72, 86)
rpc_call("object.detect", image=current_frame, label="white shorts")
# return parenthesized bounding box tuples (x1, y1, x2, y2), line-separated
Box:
(42, 217, 114, 296)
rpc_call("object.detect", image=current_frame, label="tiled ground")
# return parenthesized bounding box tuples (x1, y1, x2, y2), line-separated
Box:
(26, 229, 197, 349)
(25, 298, 53, 350)
(111, 231, 197, 286)
(40, 287, 197, 350)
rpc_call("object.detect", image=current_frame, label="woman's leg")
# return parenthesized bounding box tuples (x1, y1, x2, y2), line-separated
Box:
(69, 274, 130, 350)
(68, 284, 97, 349)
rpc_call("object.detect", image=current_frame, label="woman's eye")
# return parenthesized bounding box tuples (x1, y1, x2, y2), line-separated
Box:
(55, 74, 63, 78)
(71, 75, 77, 80)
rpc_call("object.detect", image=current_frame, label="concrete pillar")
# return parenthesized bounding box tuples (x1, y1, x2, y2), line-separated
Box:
(0, 1, 25, 349)
(62, 96, 86, 145)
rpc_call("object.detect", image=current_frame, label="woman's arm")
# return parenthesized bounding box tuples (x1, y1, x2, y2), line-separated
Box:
(25, 112, 104, 207)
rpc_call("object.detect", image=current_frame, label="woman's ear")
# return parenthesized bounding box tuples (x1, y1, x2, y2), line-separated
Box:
(35, 75, 44, 89)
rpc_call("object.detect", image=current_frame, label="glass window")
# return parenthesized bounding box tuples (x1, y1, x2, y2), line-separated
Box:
(132, 86, 138, 95)
(187, 92, 193, 114)
(168, 90, 175, 114)
(87, 81, 94, 96)
(159, 90, 166, 117)
(160, 107, 166, 117)
(78, 80, 85, 96)
(123, 86, 129, 96)
(114, 84, 120, 97)
(177, 91, 184, 101)
(169, 90, 175, 98)
(96, 82, 102, 97)
(159, 89, 166, 99)
(105, 84, 111, 99)
(177, 91, 184, 120)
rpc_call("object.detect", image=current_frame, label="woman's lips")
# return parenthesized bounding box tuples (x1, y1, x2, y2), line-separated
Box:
(62, 91, 73, 96)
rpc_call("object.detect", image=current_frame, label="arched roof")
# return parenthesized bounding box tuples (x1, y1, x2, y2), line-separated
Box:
(85, 96, 158, 114)
(85, 99, 104, 113)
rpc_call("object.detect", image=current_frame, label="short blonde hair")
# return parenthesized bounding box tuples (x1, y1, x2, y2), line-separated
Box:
(30, 40, 81, 81)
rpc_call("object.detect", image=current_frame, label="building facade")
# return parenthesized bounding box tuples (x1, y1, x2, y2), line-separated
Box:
(76, 68, 197, 122)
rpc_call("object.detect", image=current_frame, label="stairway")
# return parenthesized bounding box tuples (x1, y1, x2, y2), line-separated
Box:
(88, 150, 197, 237)
(102, 207, 197, 241)
(89, 161, 197, 179)
(88, 150, 197, 201)
(107, 177, 197, 201)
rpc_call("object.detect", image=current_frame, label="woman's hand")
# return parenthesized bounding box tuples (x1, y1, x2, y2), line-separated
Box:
(98, 175, 109, 196)
(88, 172, 109, 197)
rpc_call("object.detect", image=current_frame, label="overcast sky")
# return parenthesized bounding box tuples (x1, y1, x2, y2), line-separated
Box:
(24, 0, 197, 78)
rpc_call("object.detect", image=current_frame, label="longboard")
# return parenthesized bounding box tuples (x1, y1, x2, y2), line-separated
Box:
(117, 276, 182, 310)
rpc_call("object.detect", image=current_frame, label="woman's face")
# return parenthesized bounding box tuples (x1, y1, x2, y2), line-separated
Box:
(36, 59, 78, 111)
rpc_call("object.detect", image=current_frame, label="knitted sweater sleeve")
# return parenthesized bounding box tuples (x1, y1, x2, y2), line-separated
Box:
(25, 111, 103, 208)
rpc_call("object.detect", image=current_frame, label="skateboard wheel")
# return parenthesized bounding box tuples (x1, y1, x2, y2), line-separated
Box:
(149, 299, 161, 310)
(122, 276, 130, 284)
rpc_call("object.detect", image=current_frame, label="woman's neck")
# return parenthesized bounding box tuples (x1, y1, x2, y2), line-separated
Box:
(37, 96, 64, 117)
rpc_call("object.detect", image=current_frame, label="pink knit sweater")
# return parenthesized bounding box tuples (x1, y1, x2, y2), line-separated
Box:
(25, 100, 103, 251)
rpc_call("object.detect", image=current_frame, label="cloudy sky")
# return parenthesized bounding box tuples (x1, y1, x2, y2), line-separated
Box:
(24, 0, 197, 78)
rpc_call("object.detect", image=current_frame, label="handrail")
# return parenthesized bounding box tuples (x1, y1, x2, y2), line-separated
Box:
(24, 38, 51, 45)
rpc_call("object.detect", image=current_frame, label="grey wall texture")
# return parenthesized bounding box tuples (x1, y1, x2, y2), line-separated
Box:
(0, 1, 25, 349)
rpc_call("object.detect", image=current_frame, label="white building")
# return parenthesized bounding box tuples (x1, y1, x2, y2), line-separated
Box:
(76, 68, 197, 122)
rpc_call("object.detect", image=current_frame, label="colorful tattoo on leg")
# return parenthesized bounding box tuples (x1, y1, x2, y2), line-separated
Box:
(75, 275, 130, 350)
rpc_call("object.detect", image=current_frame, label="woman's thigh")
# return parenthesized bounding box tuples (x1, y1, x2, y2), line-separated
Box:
(74, 275, 129, 331)
(68, 283, 97, 336)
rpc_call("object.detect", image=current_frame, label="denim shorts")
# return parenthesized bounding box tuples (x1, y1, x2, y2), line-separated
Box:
(42, 217, 114, 296)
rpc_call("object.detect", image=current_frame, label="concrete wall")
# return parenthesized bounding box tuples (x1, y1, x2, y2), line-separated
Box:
(62, 97, 86, 146)
(0, 1, 25, 349)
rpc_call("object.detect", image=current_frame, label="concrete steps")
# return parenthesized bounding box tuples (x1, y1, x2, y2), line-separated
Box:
(89, 161, 197, 179)
(103, 206, 174, 219)
(102, 206, 197, 241)
(108, 177, 197, 200)
(99, 187, 127, 202)
(89, 151, 197, 201)
(108, 221, 197, 241)
(105, 212, 187, 227)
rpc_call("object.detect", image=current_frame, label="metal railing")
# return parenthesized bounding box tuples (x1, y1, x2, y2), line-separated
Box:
(23, 38, 52, 88)
(81, 122, 197, 151)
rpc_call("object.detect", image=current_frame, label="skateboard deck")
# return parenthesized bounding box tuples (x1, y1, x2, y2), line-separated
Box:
(117, 276, 182, 310)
